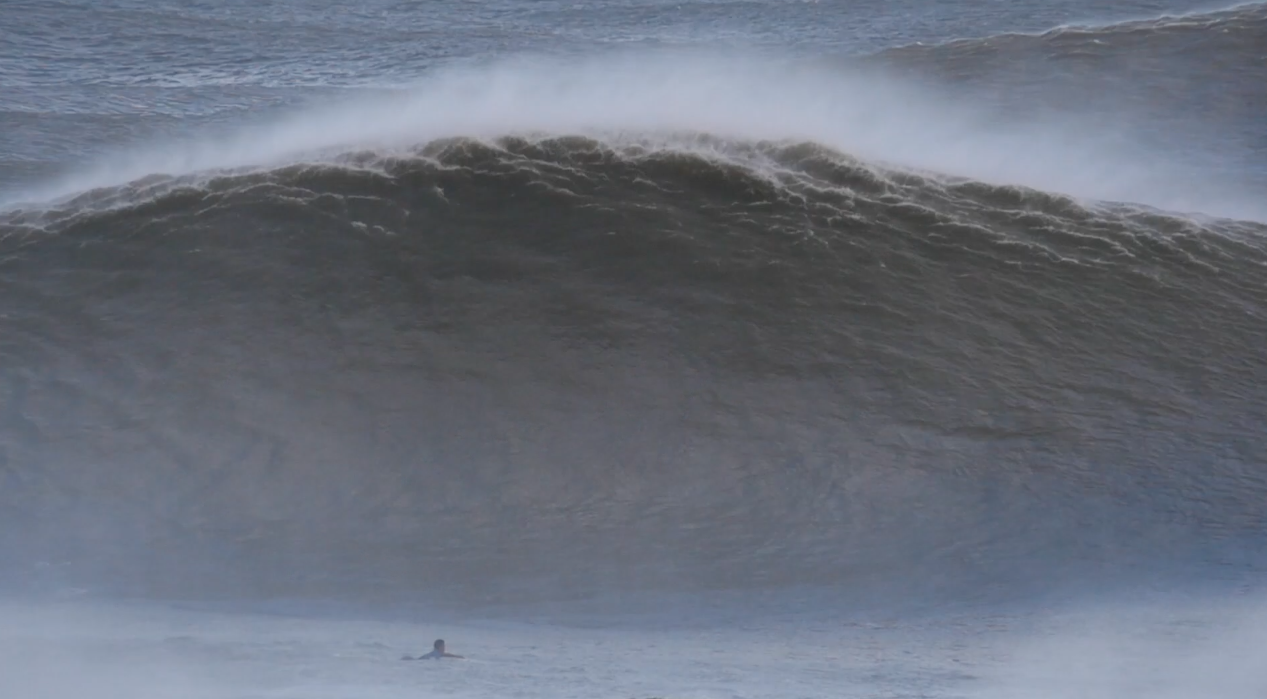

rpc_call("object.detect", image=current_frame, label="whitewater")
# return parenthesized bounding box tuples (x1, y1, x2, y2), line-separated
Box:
(5, 593, 1267, 699)
(3, 0, 1267, 697)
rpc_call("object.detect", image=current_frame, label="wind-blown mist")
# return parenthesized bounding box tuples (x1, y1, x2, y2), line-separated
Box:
(11, 50, 1264, 221)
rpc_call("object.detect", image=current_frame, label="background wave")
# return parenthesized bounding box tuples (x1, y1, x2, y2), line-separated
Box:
(871, 3, 1267, 184)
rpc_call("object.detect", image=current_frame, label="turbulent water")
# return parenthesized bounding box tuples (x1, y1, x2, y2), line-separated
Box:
(2, 1, 1267, 696)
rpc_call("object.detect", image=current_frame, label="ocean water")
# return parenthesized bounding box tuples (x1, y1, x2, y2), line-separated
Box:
(3, 0, 1267, 696)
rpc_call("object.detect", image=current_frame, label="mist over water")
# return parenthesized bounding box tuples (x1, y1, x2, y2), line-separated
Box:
(2, 1, 1267, 697)
(11, 48, 1266, 222)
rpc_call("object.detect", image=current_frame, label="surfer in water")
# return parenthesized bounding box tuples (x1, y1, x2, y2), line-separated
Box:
(404, 639, 464, 660)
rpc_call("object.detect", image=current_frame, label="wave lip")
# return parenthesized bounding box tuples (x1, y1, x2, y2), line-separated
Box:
(7, 36, 1266, 222)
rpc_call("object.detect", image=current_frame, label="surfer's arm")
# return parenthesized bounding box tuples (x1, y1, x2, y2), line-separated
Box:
(443, 652, 465, 658)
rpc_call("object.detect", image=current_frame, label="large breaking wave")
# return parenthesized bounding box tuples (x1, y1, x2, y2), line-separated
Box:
(3, 135, 1265, 607)
(2, 4, 1266, 610)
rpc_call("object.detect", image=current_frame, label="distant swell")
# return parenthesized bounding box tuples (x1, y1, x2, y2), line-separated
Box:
(871, 3, 1267, 178)
(2, 134, 1265, 606)
(878, 2, 1267, 76)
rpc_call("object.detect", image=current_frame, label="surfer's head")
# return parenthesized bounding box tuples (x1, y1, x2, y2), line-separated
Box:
(433, 639, 445, 652)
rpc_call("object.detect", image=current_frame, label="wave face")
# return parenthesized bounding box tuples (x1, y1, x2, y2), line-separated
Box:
(3, 136, 1266, 606)
(4, 0, 1267, 611)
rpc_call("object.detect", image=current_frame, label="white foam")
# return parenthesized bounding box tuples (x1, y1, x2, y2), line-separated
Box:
(0, 598, 869, 699)
(4, 591, 1267, 699)
(8, 49, 1264, 221)
(974, 594, 1267, 699)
